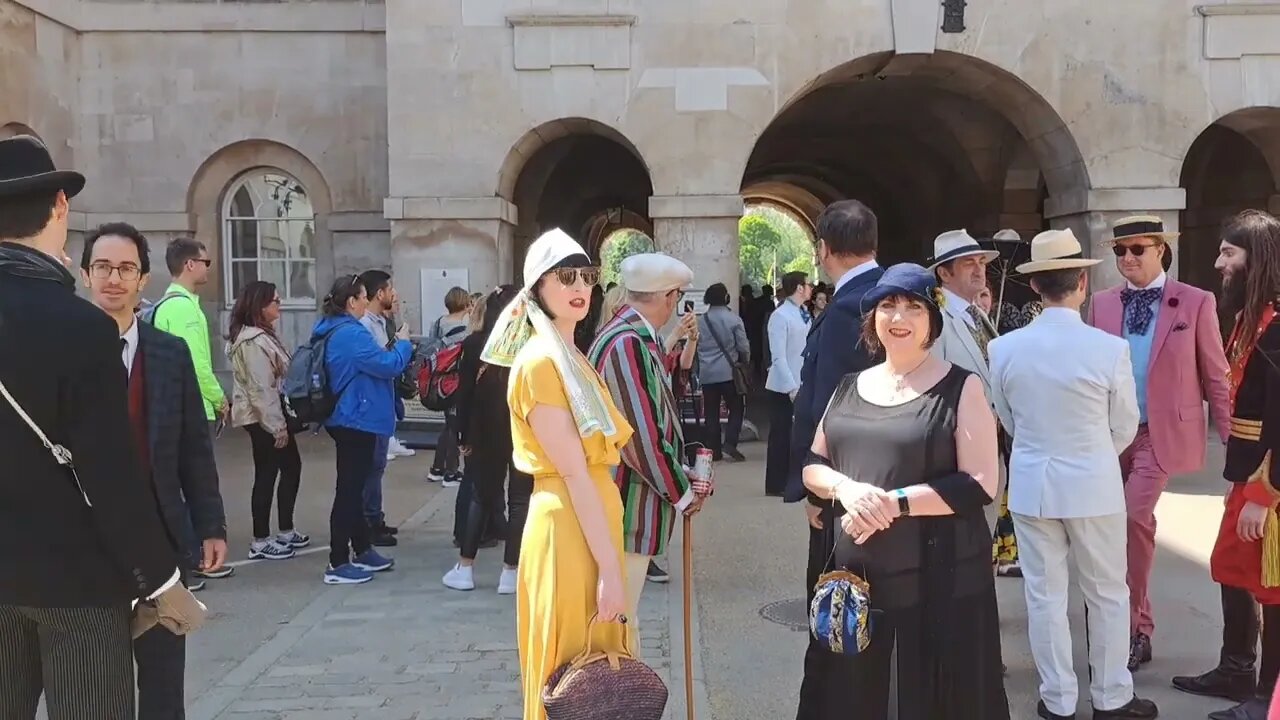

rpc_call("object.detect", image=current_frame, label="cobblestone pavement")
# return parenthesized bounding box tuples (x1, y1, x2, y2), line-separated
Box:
(189, 489, 686, 720)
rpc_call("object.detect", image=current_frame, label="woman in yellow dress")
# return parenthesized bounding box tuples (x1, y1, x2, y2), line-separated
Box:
(481, 228, 635, 720)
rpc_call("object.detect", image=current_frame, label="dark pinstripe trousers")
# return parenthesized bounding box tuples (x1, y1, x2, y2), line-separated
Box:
(0, 604, 134, 720)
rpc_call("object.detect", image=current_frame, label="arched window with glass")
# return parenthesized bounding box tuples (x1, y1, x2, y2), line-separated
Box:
(222, 170, 317, 306)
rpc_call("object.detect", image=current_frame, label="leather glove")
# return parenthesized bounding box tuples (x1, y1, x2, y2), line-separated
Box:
(131, 585, 208, 639)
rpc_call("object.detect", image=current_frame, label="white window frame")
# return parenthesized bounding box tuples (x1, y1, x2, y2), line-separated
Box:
(221, 169, 317, 309)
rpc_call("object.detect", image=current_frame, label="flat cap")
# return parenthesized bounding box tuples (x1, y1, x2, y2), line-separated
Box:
(620, 253, 694, 293)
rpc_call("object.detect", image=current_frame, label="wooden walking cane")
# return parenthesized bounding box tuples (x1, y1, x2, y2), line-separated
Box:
(683, 514, 695, 720)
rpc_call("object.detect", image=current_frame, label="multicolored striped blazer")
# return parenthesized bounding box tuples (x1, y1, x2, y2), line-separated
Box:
(588, 306, 694, 556)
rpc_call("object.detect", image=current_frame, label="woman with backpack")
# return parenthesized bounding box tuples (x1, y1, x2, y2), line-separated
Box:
(311, 275, 414, 585)
(442, 284, 533, 595)
(426, 286, 472, 486)
(226, 281, 307, 561)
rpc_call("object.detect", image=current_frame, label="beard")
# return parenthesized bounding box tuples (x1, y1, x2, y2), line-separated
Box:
(1220, 271, 1248, 316)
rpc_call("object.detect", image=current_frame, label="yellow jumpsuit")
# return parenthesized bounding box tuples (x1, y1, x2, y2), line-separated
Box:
(508, 340, 635, 720)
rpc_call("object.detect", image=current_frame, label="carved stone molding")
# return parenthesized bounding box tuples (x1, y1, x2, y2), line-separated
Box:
(507, 14, 635, 71)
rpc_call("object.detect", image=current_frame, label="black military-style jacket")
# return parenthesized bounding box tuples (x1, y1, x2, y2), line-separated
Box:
(1226, 303, 1280, 494)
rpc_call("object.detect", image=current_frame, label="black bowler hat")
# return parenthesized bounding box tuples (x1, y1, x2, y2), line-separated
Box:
(860, 263, 944, 330)
(0, 135, 85, 199)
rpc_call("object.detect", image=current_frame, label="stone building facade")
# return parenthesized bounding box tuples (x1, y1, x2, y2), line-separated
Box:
(6, 0, 1280, 355)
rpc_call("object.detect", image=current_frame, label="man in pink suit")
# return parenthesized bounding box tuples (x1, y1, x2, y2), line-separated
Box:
(1087, 215, 1233, 672)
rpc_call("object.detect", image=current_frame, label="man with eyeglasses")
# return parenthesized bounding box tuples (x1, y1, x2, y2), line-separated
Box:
(589, 253, 710, 639)
(82, 222, 226, 720)
(1086, 215, 1232, 672)
(148, 236, 233, 588)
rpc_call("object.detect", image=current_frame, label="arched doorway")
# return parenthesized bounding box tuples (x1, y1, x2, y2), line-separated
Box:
(599, 228, 656, 288)
(500, 118, 654, 276)
(1180, 108, 1280, 296)
(739, 201, 817, 289)
(740, 51, 1087, 267)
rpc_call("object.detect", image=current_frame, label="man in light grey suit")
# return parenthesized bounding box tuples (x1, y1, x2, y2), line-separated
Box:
(988, 228, 1157, 720)
(929, 230, 1010, 537)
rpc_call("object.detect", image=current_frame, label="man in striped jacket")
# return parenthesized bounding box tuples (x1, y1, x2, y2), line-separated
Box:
(589, 253, 707, 635)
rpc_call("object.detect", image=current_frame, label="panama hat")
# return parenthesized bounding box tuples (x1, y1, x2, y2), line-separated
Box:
(992, 229, 1022, 242)
(927, 229, 1000, 270)
(0, 135, 85, 199)
(1105, 215, 1179, 245)
(1015, 229, 1103, 274)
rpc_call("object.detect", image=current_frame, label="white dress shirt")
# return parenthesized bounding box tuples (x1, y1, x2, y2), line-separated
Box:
(941, 287, 977, 330)
(121, 319, 139, 376)
(833, 259, 880, 294)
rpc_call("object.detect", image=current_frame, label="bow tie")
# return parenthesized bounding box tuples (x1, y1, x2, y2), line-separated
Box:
(1120, 286, 1163, 335)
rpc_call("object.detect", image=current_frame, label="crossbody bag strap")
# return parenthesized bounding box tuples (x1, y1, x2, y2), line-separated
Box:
(705, 317, 736, 363)
(0, 377, 91, 506)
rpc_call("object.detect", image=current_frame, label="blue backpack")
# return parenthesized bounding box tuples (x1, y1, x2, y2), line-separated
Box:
(282, 327, 344, 426)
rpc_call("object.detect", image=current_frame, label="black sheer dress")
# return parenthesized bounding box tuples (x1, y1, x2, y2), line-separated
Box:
(810, 367, 1008, 720)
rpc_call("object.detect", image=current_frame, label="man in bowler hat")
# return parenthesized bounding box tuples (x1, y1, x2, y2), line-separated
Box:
(0, 135, 198, 719)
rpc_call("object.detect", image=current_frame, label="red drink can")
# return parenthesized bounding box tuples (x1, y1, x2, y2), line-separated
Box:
(692, 448, 714, 496)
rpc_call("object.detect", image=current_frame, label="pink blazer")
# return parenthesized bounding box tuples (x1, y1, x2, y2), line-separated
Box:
(1086, 279, 1231, 476)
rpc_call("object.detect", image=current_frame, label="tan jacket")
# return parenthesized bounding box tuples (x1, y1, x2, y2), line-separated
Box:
(227, 326, 290, 435)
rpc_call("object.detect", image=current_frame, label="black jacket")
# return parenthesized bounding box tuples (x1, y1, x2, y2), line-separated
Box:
(784, 266, 885, 503)
(0, 243, 177, 607)
(137, 321, 227, 545)
(453, 332, 512, 451)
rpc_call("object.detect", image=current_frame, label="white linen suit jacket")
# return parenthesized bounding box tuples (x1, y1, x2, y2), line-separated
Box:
(987, 307, 1140, 519)
(931, 297, 993, 398)
(764, 299, 808, 395)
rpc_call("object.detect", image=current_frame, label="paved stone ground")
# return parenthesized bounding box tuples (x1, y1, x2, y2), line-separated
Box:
(188, 487, 681, 720)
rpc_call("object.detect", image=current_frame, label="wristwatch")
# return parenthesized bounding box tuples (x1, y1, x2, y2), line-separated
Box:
(893, 488, 911, 517)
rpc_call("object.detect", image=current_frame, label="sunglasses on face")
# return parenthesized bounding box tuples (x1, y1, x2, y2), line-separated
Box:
(189, 258, 213, 268)
(1112, 243, 1158, 258)
(549, 267, 601, 288)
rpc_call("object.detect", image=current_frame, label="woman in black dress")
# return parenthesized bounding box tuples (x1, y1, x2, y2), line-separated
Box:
(802, 263, 1009, 719)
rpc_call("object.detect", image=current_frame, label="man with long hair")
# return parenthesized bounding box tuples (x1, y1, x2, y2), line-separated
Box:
(1178, 209, 1280, 720)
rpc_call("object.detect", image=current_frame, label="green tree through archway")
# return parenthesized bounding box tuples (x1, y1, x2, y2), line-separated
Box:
(739, 204, 816, 289)
(599, 229, 656, 286)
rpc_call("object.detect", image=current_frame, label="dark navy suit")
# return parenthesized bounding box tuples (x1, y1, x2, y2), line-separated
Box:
(784, 263, 883, 719)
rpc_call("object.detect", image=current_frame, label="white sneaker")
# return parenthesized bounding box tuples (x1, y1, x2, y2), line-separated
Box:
(249, 539, 296, 560)
(442, 564, 475, 591)
(497, 568, 518, 595)
(386, 451, 397, 462)
(389, 437, 416, 457)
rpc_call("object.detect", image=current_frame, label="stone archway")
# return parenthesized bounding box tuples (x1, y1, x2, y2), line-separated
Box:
(1180, 108, 1280, 297)
(740, 51, 1088, 266)
(499, 118, 654, 277)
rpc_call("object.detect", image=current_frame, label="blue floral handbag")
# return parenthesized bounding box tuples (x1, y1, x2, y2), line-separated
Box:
(809, 569, 873, 655)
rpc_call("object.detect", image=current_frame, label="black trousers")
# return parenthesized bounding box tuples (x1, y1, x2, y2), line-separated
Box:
(796, 504, 840, 718)
(460, 447, 533, 566)
(326, 426, 375, 567)
(245, 424, 302, 539)
(0, 605, 134, 720)
(135, 625, 186, 720)
(766, 391, 794, 494)
(1216, 583, 1280, 699)
(702, 381, 745, 460)
(432, 411, 460, 475)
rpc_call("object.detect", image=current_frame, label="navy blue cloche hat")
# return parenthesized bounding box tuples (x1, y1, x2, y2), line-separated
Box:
(860, 263, 945, 331)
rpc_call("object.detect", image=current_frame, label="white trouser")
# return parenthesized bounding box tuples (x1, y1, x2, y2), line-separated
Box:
(624, 552, 651, 638)
(1012, 512, 1134, 716)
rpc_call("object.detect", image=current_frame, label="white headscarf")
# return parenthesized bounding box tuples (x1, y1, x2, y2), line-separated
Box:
(481, 229, 617, 440)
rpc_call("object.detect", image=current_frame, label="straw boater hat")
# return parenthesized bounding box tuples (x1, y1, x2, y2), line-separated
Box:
(1015, 229, 1103, 274)
(1105, 215, 1179, 246)
(927, 229, 1000, 271)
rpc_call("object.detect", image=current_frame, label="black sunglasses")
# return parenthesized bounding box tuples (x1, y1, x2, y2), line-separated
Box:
(1112, 243, 1159, 258)
(549, 267, 601, 288)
